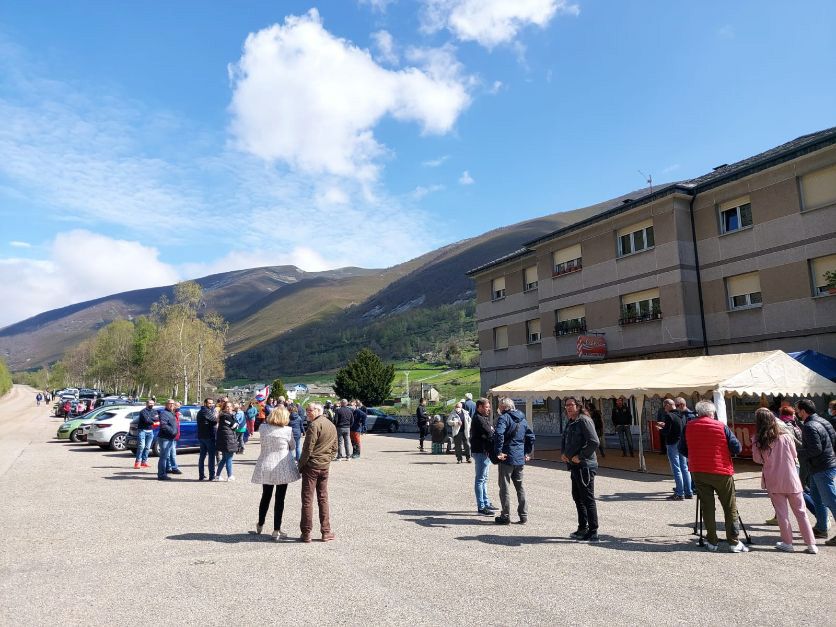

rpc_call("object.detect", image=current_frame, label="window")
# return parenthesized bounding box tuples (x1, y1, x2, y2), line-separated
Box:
(494, 325, 508, 350)
(617, 219, 654, 257)
(526, 319, 542, 344)
(726, 272, 762, 310)
(491, 276, 506, 301)
(800, 164, 836, 211)
(552, 244, 582, 276)
(556, 304, 586, 336)
(811, 254, 836, 296)
(523, 266, 539, 291)
(719, 196, 753, 234)
(620, 288, 661, 324)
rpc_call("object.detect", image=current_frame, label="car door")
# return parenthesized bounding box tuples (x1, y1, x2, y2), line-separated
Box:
(177, 408, 199, 448)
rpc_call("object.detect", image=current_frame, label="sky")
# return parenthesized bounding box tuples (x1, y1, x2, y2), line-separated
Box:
(1, 0, 834, 328)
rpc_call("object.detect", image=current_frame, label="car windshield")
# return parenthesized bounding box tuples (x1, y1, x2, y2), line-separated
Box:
(96, 412, 117, 421)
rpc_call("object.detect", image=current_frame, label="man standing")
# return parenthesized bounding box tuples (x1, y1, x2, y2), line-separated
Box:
(196, 398, 217, 481)
(36, 392, 42, 406)
(449, 402, 472, 464)
(656, 398, 692, 500)
(493, 398, 535, 525)
(679, 400, 746, 552)
(134, 399, 157, 469)
(796, 399, 836, 547)
(462, 393, 477, 422)
(156, 400, 178, 481)
(165, 401, 183, 476)
(298, 403, 338, 543)
(611, 396, 634, 457)
(334, 399, 354, 461)
(471, 398, 498, 515)
(350, 400, 367, 458)
(416, 398, 430, 452)
(561, 397, 600, 541)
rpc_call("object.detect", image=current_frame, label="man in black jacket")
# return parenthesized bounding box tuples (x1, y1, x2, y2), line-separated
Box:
(334, 400, 355, 461)
(611, 396, 634, 457)
(196, 398, 217, 481)
(656, 398, 692, 500)
(471, 398, 498, 516)
(796, 399, 836, 546)
(562, 397, 600, 541)
(416, 398, 430, 452)
(134, 399, 158, 469)
(156, 400, 178, 481)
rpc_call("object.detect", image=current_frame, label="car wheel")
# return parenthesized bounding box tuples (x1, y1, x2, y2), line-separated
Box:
(69, 429, 80, 443)
(388, 422, 398, 433)
(110, 432, 127, 451)
(151, 440, 160, 457)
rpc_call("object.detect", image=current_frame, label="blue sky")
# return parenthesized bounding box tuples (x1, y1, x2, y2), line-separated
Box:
(1, 0, 834, 327)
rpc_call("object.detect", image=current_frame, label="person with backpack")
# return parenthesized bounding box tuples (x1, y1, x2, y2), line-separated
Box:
(656, 398, 693, 501)
(493, 397, 535, 525)
(796, 398, 836, 547)
(35, 393, 43, 406)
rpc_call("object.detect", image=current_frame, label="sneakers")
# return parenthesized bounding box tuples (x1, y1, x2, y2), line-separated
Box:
(703, 540, 718, 552)
(518, 516, 528, 525)
(169, 468, 183, 475)
(730, 541, 749, 553)
(666, 494, 684, 501)
(140, 462, 149, 468)
(569, 528, 588, 540)
(826, 535, 836, 547)
(805, 544, 819, 555)
(299, 533, 312, 543)
(478, 508, 493, 516)
(494, 515, 511, 525)
(254, 524, 263, 535)
(322, 532, 336, 542)
(812, 528, 828, 539)
(457, 460, 462, 464)
(211, 476, 223, 482)
(581, 530, 599, 542)
(227, 475, 235, 481)
(684, 494, 694, 499)
(133, 461, 140, 469)
(485, 504, 498, 511)
(157, 475, 172, 481)
(764, 516, 779, 526)
(466, 458, 472, 463)
(272, 529, 288, 541)
(775, 542, 794, 552)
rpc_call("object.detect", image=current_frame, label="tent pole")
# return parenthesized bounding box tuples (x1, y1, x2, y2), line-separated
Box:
(636, 394, 647, 473)
(526, 398, 534, 430)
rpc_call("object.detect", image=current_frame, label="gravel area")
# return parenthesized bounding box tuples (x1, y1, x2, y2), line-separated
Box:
(0, 386, 834, 626)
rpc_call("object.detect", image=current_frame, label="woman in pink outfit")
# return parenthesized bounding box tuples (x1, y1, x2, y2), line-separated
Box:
(752, 408, 817, 554)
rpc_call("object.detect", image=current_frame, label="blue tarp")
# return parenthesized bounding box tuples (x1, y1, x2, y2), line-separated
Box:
(789, 350, 836, 381)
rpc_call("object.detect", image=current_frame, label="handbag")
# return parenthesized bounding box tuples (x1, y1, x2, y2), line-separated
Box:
(489, 419, 520, 465)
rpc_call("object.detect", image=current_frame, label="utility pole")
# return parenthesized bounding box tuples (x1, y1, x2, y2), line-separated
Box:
(197, 341, 203, 402)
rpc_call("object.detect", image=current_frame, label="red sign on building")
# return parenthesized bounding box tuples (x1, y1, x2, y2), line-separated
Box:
(577, 335, 607, 358)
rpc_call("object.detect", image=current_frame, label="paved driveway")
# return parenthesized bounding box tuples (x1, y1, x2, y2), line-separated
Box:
(0, 386, 833, 626)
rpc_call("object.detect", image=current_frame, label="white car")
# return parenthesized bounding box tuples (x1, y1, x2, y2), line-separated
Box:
(87, 407, 142, 451)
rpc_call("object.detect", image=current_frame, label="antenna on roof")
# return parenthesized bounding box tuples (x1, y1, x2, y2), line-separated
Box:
(638, 170, 653, 194)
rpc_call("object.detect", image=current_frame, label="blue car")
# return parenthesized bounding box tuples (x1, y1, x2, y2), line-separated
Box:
(125, 406, 200, 456)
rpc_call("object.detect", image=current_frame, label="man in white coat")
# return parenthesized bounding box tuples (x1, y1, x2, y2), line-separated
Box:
(448, 402, 472, 464)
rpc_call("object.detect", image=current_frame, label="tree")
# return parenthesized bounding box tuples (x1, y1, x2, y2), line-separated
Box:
(270, 378, 288, 400)
(333, 348, 395, 406)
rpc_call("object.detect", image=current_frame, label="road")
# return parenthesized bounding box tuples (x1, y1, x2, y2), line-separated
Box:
(0, 385, 833, 626)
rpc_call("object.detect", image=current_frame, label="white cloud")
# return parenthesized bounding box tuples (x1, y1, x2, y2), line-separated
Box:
(228, 9, 472, 181)
(422, 155, 450, 167)
(371, 30, 399, 65)
(358, 0, 396, 12)
(0, 230, 179, 328)
(411, 184, 445, 199)
(459, 170, 475, 185)
(489, 80, 504, 94)
(9, 241, 31, 248)
(421, 0, 579, 48)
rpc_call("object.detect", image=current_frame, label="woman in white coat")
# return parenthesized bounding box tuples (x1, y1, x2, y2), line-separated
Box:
(251, 405, 301, 540)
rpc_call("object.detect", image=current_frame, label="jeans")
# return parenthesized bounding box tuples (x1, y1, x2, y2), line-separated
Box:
(337, 428, 351, 459)
(300, 466, 331, 535)
(259, 483, 288, 531)
(157, 438, 175, 478)
(666, 443, 693, 496)
(219, 451, 235, 478)
(615, 425, 633, 455)
(498, 463, 527, 518)
(454, 432, 471, 461)
(570, 466, 598, 532)
(166, 441, 178, 471)
(473, 452, 491, 510)
(418, 425, 429, 449)
(350, 431, 361, 457)
(198, 438, 216, 479)
(135, 429, 153, 463)
(295, 437, 303, 462)
(809, 467, 836, 531)
(692, 472, 739, 544)
(237, 431, 246, 453)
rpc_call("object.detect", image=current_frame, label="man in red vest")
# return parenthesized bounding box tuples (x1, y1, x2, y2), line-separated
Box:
(678, 400, 746, 552)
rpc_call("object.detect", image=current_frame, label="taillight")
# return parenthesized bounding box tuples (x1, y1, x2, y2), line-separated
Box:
(96, 424, 111, 428)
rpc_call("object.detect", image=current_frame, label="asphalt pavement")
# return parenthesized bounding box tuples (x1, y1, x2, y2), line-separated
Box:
(0, 385, 833, 626)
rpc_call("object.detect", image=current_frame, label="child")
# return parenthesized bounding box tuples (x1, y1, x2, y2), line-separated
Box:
(751, 407, 817, 554)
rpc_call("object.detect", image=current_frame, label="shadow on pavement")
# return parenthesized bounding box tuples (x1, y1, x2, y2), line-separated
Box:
(410, 461, 449, 465)
(389, 509, 494, 528)
(166, 532, 276, 544)
(599, 491, 672, 502)
(456, 533, 700, 551)
(103, 472, 159, 480)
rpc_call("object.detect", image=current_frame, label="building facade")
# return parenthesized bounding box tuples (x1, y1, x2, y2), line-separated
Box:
(468, 128, 836, 394)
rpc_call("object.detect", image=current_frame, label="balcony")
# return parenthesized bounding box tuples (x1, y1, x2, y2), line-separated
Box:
(619, 310, 662, 325)
(552, 258, 582, 278)
(555, 319, 587, 336)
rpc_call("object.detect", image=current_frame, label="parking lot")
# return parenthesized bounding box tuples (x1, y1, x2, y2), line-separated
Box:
(1, 385, 834, 626)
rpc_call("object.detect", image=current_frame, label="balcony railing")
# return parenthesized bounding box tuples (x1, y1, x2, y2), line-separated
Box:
(619, 310, 662, 325)
(555, 319, 587, 336)
(552, 258, 582, 277)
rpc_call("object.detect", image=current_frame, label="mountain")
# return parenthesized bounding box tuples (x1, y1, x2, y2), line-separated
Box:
(0, 188, 650, 374)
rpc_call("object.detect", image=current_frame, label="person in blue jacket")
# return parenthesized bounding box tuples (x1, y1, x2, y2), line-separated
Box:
(288, 403, 305, 461)
(156, 400, 179, 481)
(493, 397, 535, 525)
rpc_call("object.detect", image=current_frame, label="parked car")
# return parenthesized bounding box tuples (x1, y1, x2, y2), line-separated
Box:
(87, 407, 144, 451)
(55, 405, 129, 442)
(365, 407, 400, 432)
(95, 395, 135, 408)
(125, 406, 200, 456)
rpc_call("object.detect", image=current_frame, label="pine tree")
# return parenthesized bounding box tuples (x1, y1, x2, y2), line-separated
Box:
(333, 348, 395, 406)
(270, 378, 288, 399)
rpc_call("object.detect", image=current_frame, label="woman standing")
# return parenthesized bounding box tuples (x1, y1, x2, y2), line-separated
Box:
(214, 401, 238, 481)
(752, 407, 817, 554)
(251, 405, 300, 540)
(245, 402, 258, 442)
(234, 403, 247, 454)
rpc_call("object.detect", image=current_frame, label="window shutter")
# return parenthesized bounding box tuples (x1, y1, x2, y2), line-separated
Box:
(621, 288, 660, 306)
(801, 164, 836, 210)
(557, 304, 586, 321)
(617, 219, 653, 238)
(726, 272, 761, 297)
(811, 254, 836, 289)
(553, 244, 582, 265)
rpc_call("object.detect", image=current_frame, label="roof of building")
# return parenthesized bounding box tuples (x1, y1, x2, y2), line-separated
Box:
(467, 126, 836, 277)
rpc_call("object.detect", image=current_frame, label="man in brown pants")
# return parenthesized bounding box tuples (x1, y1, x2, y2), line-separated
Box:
(298, 402, 338, 543)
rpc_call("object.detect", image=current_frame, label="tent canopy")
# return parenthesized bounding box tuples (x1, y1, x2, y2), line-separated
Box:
(789, 350, 836, 381)
(489, 350, 836, 401)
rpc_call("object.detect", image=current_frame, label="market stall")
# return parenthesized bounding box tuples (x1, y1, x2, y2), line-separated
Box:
(489, 350, 836, 472)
